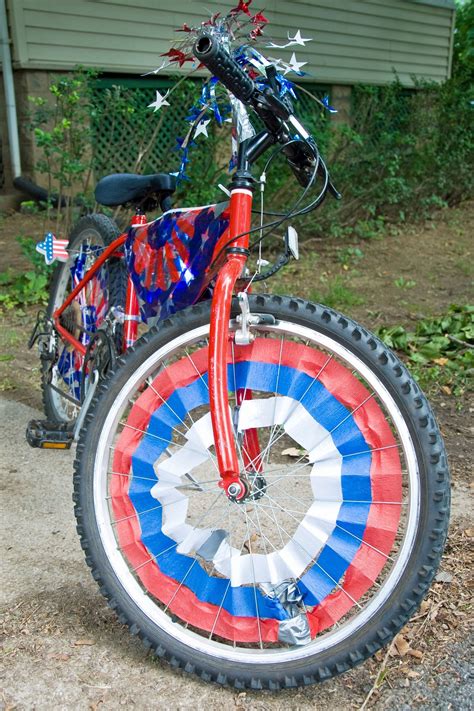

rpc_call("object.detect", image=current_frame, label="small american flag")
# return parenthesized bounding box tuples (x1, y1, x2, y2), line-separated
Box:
(36, 232, 69, 265)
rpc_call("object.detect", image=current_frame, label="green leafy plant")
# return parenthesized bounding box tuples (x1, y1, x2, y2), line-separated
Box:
(394, 276, 416, 290)
(452, 0, 474, 80)
(16, 236, 53, 278)
(377, 304, 474, 395)
(0, 270, 49, 309)
(29, 68, 98, 231)
(0, 236, 52, 310)
(310, 276, 365, 309)
(337, 246, 364, 268)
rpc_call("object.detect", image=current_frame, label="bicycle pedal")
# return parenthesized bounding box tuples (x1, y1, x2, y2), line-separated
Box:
(26, 419, 74, 449)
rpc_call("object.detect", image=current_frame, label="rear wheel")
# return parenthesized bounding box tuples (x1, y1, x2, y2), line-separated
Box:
(74, 295, 450, 689)
(42, 214, 127, 423)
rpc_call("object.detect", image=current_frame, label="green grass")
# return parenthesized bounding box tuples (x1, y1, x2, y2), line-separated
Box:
(310, 276, 365, 310)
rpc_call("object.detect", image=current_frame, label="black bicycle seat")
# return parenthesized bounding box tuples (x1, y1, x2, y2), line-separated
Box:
(95, 173, 176, 207)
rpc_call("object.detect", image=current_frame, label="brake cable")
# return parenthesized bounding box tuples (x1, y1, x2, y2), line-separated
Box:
(209, 136, 324, 272)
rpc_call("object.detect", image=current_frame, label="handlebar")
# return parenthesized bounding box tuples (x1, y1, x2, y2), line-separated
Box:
(194, 33, 289, 123)
(193, 32, 341, 198)
(194, 34, 256, 104)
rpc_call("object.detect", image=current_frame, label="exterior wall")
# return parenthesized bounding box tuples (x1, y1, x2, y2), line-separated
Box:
(1, 0, 455, 192)
(14, 70, 53, 187)
(0, 74, 10, 191)
(7, 0, 455, 86)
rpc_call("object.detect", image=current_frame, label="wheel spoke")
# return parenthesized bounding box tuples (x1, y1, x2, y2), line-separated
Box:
(242, 505, 264, 649)
(163, 490, 225, 612)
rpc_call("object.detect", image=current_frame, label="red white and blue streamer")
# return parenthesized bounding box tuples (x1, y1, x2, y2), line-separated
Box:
(111, 339, 402, 644)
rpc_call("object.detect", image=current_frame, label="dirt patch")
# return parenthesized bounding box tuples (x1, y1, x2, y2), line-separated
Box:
(273, 200, 473, 329)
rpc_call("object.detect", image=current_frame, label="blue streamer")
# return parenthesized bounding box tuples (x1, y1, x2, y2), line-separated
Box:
(128, 359, 372, 617)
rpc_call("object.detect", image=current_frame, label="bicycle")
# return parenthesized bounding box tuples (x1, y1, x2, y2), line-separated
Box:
(32, 10, 450, 691)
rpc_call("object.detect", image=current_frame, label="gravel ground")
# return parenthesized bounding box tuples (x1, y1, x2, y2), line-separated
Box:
(1, 397, 472, 710)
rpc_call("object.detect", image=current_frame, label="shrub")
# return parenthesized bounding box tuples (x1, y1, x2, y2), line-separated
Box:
(29, 70, 473, 241)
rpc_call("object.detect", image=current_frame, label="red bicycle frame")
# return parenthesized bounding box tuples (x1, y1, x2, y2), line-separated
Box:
(52, 213, 146, 356)
(53, 188, 256, 498)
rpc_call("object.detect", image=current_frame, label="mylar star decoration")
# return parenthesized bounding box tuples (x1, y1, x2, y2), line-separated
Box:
(283, 52, 308, 75)
(230, 0, 253, 16)
(142, 1, 337, 183)
(161, 48, 192, 67)
(322, 95, 338, 113)
(147, 90, 170, 112)
(194, 118, 211, 139)
(252, 11, 268, 24)
(267, 30, 313, 49)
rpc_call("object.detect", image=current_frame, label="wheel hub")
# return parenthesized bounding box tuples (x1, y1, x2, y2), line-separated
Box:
(225, 473, 267, 503)
(247, 474, 267, 500)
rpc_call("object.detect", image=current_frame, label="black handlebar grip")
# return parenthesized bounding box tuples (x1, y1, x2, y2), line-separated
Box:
(194, 33, 255, 103)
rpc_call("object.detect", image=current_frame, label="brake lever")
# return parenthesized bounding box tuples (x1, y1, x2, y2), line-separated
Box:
(265, 65, 294, 116)
(259, 89, 290, 120)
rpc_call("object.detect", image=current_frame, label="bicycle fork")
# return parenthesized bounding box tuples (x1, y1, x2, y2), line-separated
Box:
(208, 186, 259, 501)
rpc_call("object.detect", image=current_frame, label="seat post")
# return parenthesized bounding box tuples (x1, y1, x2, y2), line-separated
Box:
(131, 207, 147, 226)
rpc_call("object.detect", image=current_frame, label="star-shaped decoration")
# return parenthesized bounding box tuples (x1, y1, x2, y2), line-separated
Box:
(147, 89, 170, 112)
(194, 119, 211, 139)
(247, 48, 272, 73)
(161, 48, 192, 67)
(267, 29, 313, 49)
(252, 11, 268, 24)
(142, 60, 169, 77)
(284, 52, 307, 75)
(287, 30, 312, 47)
(230, 0, 252, 16)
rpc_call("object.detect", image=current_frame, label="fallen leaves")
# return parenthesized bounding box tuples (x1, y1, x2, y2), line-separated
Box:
(394, 634, 411, 657)
(359, 526, 473, 708)
(243, 533, 259, 553)
(393, 634, 424, 660)
(47, 652, 71, 661)
(73, 639, 95, 647)
(281, 447, 305, 458)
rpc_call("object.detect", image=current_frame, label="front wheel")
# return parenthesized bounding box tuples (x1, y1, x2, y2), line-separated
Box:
(74, 295, 450, 689)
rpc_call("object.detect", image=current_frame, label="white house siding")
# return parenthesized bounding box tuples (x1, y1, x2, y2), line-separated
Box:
(6, 0, 456, 86)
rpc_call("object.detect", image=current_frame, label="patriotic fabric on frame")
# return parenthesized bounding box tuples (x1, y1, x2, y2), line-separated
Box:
(125, 202, 230, 325)
(56, 244, 109, 400)
(36, 232, 69, 265)
(110, 338, 403, 644)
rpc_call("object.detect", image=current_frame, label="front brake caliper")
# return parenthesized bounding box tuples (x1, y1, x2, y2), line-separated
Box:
(234, 292, 276, 346)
